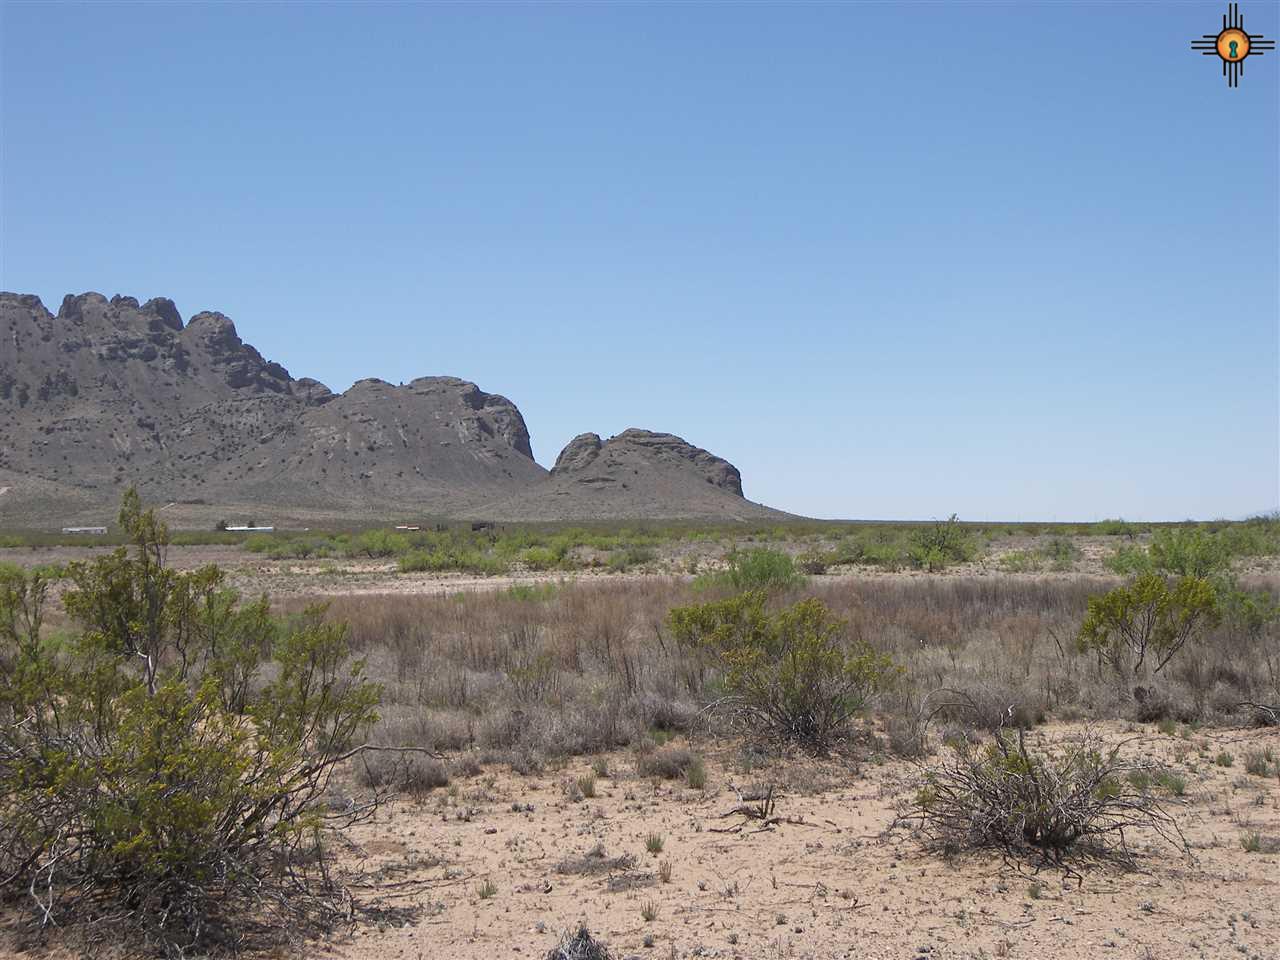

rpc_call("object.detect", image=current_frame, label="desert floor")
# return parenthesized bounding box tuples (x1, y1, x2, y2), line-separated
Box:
(2, 541, 1278, 959)
(319, 722, 1280, 960)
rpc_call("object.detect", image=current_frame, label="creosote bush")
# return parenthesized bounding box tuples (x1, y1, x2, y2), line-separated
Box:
(0, 491, 382, 955)
(907, 515, 977, 571)
(669, 591, 898, 752)
(694, 547, 804, 592)
(913, 730, 1185, 864)
(1077, 574, 1220, 677)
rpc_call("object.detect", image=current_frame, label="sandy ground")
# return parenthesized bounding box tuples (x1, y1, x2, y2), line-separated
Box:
(313, 722, 1280, 960)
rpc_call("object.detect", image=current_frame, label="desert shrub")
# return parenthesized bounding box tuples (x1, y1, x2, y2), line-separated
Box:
(607, 546, 656, 572)
(636, 745, 699, 780)
(1104, 545, 1152, 576)
(1043, 537, 1080, 572)
(399, 547, 507, 575)
(546, 923, 614, 960)
(522, 544, 570, 571)
(999, 550, 1043, 573)
(356, 751, 449, 795)
(1093, 518, 1138, 538)
(913, 730, 1185, 864)
(1105, 528, 1234, 581)
(796, 550, 833, 575)
(1130, 685, 1197, 724)
(506, 582, 560, 602)
(669, 591, 898, 752)
(696, 548, 804, 592)
(907, 515, 976, 571)
(349, 528, 410, 558)
(1077, 574, 1220, 677)
(1244, 748, 1276, 777)
(859, 540, 905, 570)
(935, 683, 1046, 733)
(1149, 528, 1231, 578)
(0, 491, 382, 954)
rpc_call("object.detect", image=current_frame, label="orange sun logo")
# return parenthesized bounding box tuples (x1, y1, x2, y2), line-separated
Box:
(1192, 3, 1274, 87)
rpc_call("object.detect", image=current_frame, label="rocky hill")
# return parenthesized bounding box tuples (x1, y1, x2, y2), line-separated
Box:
(467, 429, 788, 521)
(0, 291, 788, 525)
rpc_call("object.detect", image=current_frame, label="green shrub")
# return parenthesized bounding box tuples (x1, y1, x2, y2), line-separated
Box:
(521, 544, 569, 571)
(0, 490, 382, 954)
(1094, 518, 1138, 538)
(1043, 536, 1080, 572)
(1149, 528, 1231, 578)
(669, 592, 898, 752)
(907, 515, 976, 571)
(695, 548, 803, 592)
(607, 546, 657, 572)
(1104, 545, 1153, 576)
(999, 550, 1043, 573)
(399, 548, 507, 575)
(1077, 574, 1220, 677)
(349, 528, 410, 558)
(505, 582, 560, 602)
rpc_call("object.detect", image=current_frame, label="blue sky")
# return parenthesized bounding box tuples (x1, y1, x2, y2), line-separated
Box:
(2, 1, 1276, 520)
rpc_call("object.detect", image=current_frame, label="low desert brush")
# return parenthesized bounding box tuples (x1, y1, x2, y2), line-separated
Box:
(912, 730, 1186, 864)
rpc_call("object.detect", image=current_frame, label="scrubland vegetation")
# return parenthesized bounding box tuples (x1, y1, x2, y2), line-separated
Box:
(6, 511, 1277, 579)
(2, 497, 1278, 955)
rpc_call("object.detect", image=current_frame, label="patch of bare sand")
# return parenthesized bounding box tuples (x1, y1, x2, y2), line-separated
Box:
(319, 723, 1280, 960)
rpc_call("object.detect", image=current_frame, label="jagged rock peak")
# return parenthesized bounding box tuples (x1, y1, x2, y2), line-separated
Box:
(293, 376, 334, 406)
(142, 297, 182, 331)
(551, 433, 603, 475)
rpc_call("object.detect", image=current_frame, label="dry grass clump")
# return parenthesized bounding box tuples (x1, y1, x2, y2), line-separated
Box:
(912, 729, 1186, 865)
(635, 744, 700, 780)
(546, 923, 614, 960)
(555, 842, 636, 876)
(356, 751, 450, 796)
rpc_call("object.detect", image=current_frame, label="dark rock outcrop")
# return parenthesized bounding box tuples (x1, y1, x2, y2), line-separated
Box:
(469, 428, 782, 521)
(551, 432, 603, 474)
(0, 291, 545, 516)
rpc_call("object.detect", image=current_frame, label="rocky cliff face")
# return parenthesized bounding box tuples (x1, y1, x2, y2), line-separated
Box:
(470, 428, 783, 521)
(549, 429, 743, 495)
(0, 292, 544, 516)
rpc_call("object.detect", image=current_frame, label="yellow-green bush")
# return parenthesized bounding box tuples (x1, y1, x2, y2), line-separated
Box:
(669, 591, 897, 751)
(0, 491, 381, 954)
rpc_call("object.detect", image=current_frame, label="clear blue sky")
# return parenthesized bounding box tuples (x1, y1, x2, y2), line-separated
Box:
(2, 1, 1276, 521)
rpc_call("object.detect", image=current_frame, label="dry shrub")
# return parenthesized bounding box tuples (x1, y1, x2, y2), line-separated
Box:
(935, 683, 1046, 733)
(546, 924, 613, 960)
(555, 843, 636, 876)
(636, 745, 699, 780)
(913, 730, 1186, 865)
(356, 751, 449, 796)
(1130, 685, 1198, 724)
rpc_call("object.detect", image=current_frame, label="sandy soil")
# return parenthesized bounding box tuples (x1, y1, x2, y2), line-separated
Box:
(314, 723, 1280, 960)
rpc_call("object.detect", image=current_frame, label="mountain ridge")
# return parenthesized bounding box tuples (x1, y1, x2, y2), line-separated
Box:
(0, 291, 789, 524)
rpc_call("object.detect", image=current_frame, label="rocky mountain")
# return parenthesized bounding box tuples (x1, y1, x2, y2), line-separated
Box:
(0, 291, 787, 525)
(468, 429, 788, 521)
(0, 292, 543, 522)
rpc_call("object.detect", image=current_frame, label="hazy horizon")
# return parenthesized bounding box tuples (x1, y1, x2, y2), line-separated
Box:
(3, 2, 1277, 521)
